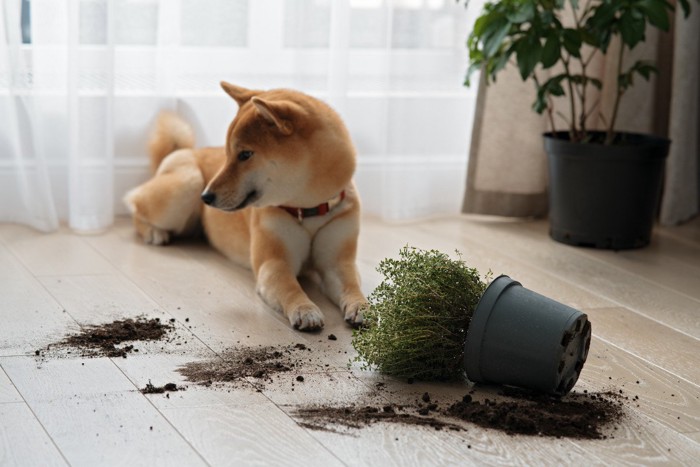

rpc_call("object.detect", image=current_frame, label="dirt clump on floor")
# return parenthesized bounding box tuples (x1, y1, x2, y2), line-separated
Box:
(445, 389, 624, 439)
(49, 317, 173, 358)
(141, 380, 181, 394)
(177, 343, 313, 388)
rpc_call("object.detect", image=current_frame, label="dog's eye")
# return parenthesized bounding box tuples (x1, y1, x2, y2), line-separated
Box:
(237, 150, 254, 162)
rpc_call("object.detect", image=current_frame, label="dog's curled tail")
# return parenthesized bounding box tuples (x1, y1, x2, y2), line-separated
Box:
(148, 111, 196, 173)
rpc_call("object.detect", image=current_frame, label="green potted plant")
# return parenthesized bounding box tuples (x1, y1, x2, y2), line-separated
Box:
(353, 247, 591, 395)
(464, 0, 695, 249)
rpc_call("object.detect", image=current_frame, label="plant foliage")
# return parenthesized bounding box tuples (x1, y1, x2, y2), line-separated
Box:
(352, 247, 489, 381)
(463, 0, 696, 144)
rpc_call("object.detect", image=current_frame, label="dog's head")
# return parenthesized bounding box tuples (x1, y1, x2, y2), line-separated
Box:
(201, 82, 355, 212)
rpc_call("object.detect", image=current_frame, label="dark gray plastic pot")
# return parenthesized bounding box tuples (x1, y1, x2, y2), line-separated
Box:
(544, 131, 669, 249)
(464, 275, 591, 395)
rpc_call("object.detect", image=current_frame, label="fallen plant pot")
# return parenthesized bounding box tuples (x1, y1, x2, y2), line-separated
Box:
(464, 275, 591, 395)
(353, 247, 592, 395)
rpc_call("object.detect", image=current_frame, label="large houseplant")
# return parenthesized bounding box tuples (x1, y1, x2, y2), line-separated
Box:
(465, 0, 695, 249)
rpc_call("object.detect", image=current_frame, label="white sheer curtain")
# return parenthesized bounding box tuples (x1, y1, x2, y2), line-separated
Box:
(1, 0, 482, 231)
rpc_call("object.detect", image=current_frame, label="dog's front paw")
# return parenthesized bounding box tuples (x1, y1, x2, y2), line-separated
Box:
(144, 226, 170, 245)
(343, 299, 367, 328)
(288, 304, 325, 331)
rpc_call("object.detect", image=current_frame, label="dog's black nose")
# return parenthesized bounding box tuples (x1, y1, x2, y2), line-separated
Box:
(201, 191, 216, 206)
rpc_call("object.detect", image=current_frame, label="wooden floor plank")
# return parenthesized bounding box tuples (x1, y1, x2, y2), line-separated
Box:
(568, 411, 700, 465)
(0, 277, 75, 357)
(658, 216, 700, 247)
(160, 404, 344, 467)
(1, 225, 116, 277)
(37, 274, 166, 326)
(576, 337, 700, 435)
(524, 222, 700, 303)
(0, 366, 22, 404)
(0, 403, 68, 467)
(582, 307, 700, 385)
(0, 356, 207, 466)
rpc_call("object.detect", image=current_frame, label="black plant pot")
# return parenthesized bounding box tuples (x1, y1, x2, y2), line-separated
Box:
(463, 275, 591, 395)
(544, 131, 670, 249)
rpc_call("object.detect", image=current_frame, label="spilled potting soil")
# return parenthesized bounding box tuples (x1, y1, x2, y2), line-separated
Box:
(175, 342, 624, 439)
(140, 380, 181, 394)
(294, 404, 464, 433)
(444, 390, 624, 439)
(41, 317, 174, 358)
(293, 389, 624, 440)
(177, 343, 316, 388)
(36, 316, 626, 440)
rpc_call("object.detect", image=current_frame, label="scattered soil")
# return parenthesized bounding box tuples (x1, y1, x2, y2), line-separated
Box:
(177, 343, 314, 387)
(445, 389, 624, 439)
(294, 404, 465, 433)
(294, 388, 624, 439)
(40, 318, 626, 440)
(50, 317, 173, 358)
(141, 381, 180, 394)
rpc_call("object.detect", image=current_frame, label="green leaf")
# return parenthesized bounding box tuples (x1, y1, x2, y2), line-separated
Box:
(587, 2, 618, 30)
(488, 48, 513, 79)
(482, 16, 512, 58)
(506, 1, 536, 23)
(639, 0, 671, 31)
(618, 72, 633, 91)
(541, 34, 561, 69)
(464, 61, 483, 87)
(471, 14, 491, 37)
(533, 94, 548, 114)
(562, 29, 582, 58)
(515, 36, 542, 80)
(532, 74, 567, 114)
(678, 0, 691, 17)
(619, 10, 646, 48)
(630, 60, 658, 81)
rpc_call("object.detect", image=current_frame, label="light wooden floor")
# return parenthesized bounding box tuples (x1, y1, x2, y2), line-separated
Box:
(1, 214, 699, 466)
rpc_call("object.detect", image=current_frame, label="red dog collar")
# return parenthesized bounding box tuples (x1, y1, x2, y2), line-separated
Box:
(280, 191, 346, 222)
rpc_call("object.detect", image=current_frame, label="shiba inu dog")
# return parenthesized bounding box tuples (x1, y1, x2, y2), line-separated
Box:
(124, 82, 367, 331)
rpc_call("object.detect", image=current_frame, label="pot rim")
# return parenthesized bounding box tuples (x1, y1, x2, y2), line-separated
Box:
(463, 274, 519, 382)
(543, 130, 671, 147)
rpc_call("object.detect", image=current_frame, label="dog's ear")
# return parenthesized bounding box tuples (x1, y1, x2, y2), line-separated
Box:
(251, 97, 298, 136)
(220, 81, 259, 107)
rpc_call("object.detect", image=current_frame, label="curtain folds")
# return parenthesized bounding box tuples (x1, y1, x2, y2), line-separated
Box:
(463, 11, 700, 226)
(660, 7, 700, 225)
(1, 0, 481, 231)
(0, 1, 58, 231)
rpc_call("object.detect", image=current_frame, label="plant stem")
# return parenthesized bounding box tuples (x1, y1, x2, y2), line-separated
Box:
(606, 43, 625, 145)
(534, 74, 557, 134)
(579, 59, 588, 135)
(561, 57, 578, 141)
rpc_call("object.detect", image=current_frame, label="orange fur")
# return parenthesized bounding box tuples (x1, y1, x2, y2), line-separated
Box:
(124, 83, 367, 330)
(148, 112, 196, 174)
